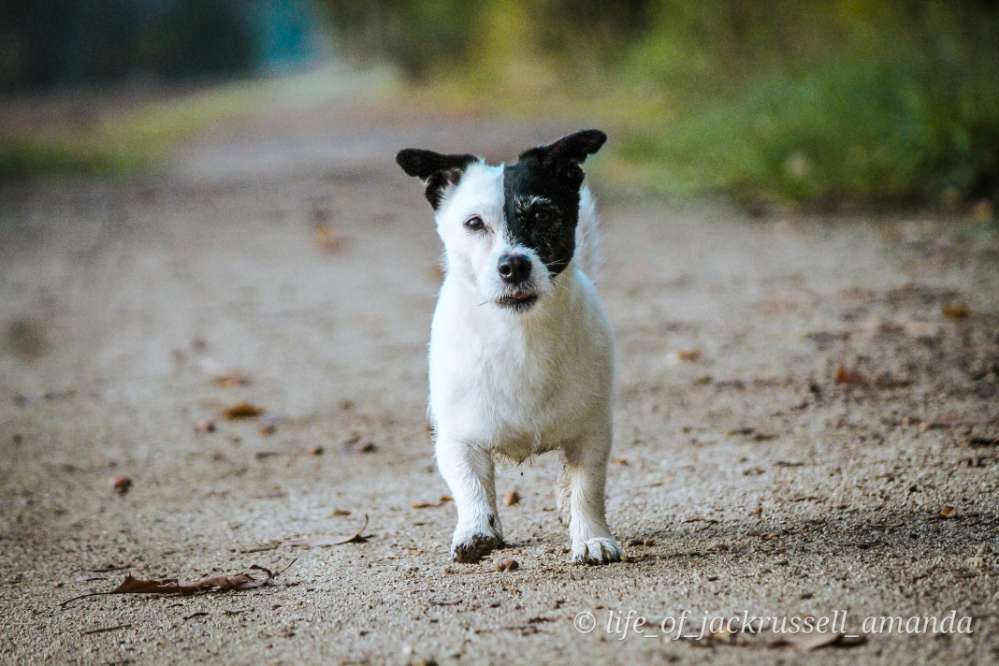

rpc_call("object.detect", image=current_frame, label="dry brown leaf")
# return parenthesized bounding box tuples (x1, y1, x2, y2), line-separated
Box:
(496, 559, 519, 572)
(873, 375, 912, 390)
(81, 623, 131, 636)
(314, 222, 343, 252)
(308, 446, 324, 456)
(281, 514, 370, 548)
(194, 418, 216, 434)
(110, 476, 132, 495)
(212, 372, 251, 388)
(243, 515, 369, 553)
(771, 633, 867, 651)
(937, 505, 958, 520)
(611, 457, 629, 466)
(942, 302, 970, 320)
(668, 349, 703, 365)
(258, 422, 276, 436)
(503, 490, 521, 506)
(331, 508, 351, 517)
(411, 496, 452, 509)
(834, 364, 868, 387)
(221, 402, 264, 420)
(60, 560, 295, 608)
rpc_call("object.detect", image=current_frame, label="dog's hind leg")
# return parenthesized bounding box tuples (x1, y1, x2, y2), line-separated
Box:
(436, 434, 503, 563)
(564, 426, 622, 565)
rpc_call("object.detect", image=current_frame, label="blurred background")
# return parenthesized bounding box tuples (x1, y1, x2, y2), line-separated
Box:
(3, 6, 999, 663)
(2, 0, 998, 213)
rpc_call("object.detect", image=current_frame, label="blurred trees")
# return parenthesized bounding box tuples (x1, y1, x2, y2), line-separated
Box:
(0, 0, 318, 90)
(321, 0, 999, 207)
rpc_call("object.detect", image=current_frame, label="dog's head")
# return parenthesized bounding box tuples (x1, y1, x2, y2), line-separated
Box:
(396, 129, 606, 313)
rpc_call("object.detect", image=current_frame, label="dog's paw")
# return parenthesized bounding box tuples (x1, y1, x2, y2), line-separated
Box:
(451, 532, 503, 563)
(451, 516, 503, 563)
(570, 537, 623, 565)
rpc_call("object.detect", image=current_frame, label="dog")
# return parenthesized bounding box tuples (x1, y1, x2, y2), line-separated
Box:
(396, 129, 621, 565)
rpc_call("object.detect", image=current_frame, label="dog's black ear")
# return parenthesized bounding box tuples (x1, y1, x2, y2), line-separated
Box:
(518, 129, 607, 167)
(396, 149, 478, 209)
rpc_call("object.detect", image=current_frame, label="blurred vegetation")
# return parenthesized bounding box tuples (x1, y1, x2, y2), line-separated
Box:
(0, 0, 320, 180)
(324, 0, 999, 209)
(0, 0, 318, 89)
(0, 83, 267, 180)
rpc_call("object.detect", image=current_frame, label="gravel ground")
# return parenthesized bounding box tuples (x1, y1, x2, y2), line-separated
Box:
(2, 75, 998, 665)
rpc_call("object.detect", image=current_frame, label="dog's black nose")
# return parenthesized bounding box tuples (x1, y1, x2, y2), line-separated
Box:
(498, 253, 531, 284)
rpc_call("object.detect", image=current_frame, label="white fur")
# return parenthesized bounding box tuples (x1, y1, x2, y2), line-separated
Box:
(428, 162, 621, 564)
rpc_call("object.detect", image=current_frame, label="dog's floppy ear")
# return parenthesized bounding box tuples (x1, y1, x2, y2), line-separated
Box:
(396, 149, 478, 209)
(518, 129, 607, 167)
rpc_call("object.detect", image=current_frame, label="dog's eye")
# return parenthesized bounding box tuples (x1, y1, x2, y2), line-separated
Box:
(533, 208, 554, 223)
(463, 216, 485, 232)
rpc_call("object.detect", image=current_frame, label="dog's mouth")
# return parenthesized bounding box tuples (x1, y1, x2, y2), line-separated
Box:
(495, 288, 539, 312)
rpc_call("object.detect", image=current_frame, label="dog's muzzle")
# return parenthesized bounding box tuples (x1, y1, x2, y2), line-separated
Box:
(496, 286, 538, 312)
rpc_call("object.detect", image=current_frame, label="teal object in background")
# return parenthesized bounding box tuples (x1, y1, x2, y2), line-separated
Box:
(0, 0, 322, 90)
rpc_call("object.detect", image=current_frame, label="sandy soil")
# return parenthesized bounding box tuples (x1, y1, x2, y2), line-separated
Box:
(2, 75, 998, 665)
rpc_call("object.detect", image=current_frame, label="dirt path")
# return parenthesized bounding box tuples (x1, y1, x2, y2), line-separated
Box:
(2, 74, 998, 665)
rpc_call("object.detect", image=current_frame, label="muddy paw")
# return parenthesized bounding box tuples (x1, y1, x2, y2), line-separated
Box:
(451, 533, 503, 563)
(571, 537, 622, 565)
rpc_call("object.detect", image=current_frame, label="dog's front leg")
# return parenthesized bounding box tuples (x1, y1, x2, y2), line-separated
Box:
(436, 434, 503, 562)
(564, 429, 622, 564)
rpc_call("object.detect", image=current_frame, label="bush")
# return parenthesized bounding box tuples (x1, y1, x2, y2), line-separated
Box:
(323, 0, 999, 208)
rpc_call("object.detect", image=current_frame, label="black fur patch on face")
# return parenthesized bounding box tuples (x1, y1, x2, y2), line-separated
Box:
(396, 149, 478, 209)
(503, 130, 606, 276)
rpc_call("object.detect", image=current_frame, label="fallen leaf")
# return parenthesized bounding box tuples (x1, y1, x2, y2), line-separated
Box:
(194, 418, 216, 434)
(81, 624, 131, 636)
(873, 375, 912, 390)
(110, 476, 132, 495)
(667, 349, 703, 365)
(331, 508, 351, 517)
(343, 433, 377, 454)
(314, 222, 343, 252)
(60, 560, 296, 608)
(937, 505, 958, 519)
(221, 402, 264, 420)
(834, 364, 868, 387)
(411, 496, 452, 509)
(212, 372, 252, 388)
(611, 457, 629, 466)
(942, 302, 970, 320)
(496, 559, 519, 572)
(281, 514, 370, 548)
(771, 632, 866, 651)
(503, 490, 521, 506)
(258, 423, 276, 436)
(307, 446, 324, 456)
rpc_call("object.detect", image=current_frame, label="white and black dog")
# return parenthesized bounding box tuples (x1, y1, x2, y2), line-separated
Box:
(396, 130, 621, 565)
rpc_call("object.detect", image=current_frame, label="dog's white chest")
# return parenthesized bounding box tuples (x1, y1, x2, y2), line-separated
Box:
(428, 270, 612, 460)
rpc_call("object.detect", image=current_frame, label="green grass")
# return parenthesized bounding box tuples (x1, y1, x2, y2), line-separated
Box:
(617, 56, 999, 208)
(0, 82, 267, 181)
(2, 80, 277, 181)
(0, 65, 397, 182)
